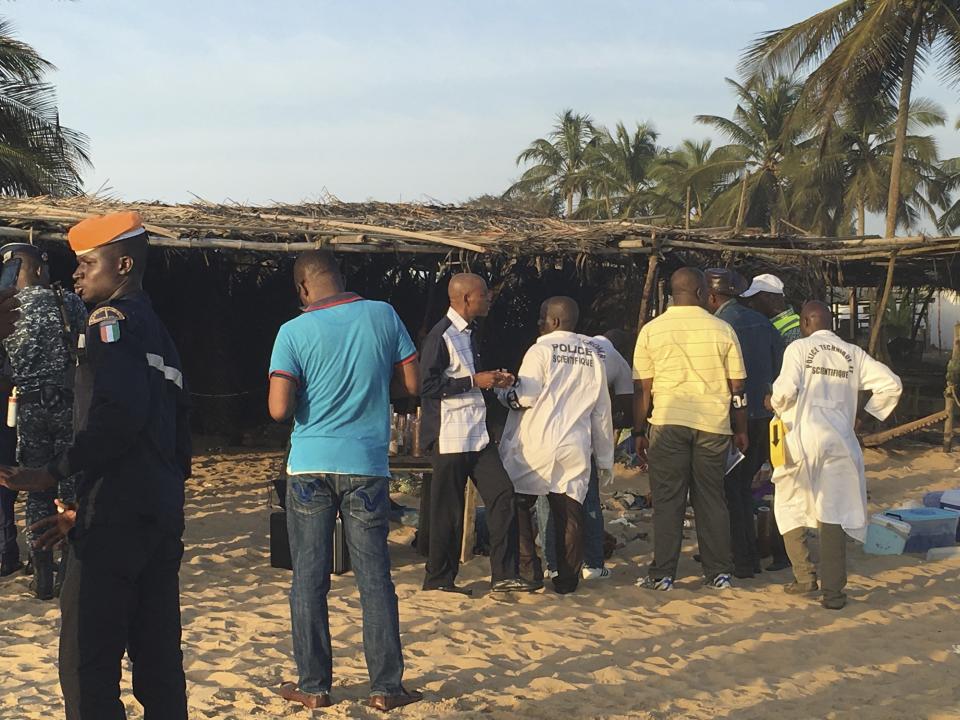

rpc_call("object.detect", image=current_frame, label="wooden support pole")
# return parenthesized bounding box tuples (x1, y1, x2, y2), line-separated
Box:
(849, 287, 857, 342)
(945, 391, 954, 453)
(945, 322, 960, 452)
(460, 481, 478, 564)
(636, 245, 660, 332)
(734, 171, 749, 233)
(868, 251, 898, 357)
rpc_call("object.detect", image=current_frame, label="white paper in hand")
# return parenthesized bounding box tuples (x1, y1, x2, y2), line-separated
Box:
(725, 444, 745, 476)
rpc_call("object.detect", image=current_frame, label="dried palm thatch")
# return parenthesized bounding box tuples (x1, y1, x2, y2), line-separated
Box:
(0, 195, 958, 274)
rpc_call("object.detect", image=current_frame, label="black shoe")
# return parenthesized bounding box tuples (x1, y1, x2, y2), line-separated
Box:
(367, 688, 424, 712)
(31, 550, 55, 601)
(424, 585, 473, 597)
(766, 559, 792, 572)
(821, 596, 846, 610)
(733, 569, 755, 579)
(693, 553, 702, 563)
(490, 577, 541, 593)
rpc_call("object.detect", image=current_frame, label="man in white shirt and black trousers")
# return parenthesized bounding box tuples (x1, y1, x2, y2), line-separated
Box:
(419, 273, 539, 597)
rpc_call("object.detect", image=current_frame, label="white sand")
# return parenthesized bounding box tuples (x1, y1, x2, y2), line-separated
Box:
(2, 443, 959, 719)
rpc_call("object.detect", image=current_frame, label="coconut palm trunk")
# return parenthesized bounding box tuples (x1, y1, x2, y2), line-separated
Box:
(868, 7, 923, 357)
(857, 198, 866, 238)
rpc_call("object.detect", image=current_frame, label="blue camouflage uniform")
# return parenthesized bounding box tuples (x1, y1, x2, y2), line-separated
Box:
(3, 283, 86, 544)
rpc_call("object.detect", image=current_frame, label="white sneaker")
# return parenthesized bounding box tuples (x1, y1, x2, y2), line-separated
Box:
(706, 573, 733, 589)
(581, 566, 612, 580)
(547, 570, 559, 579)
(636, 575, 673, 591)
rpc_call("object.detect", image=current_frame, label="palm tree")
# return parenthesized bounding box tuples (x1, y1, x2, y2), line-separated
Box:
(0, 19, 89, 195)
(695, 76, 807, 233)
(843, 97, 946, 236)
(508, 109, 597, 217)
(740, 0, 960, 354)
(653, 138, 740, 226)
(576, 121, 661, 219)
(933, 117, 960, 232)
(788, 96, 947, 236)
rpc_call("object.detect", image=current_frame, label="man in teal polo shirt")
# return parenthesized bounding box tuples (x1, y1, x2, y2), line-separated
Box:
(268, 250, 422, 713)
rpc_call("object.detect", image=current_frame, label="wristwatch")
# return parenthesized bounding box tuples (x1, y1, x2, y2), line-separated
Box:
(631, 428, 647, 439)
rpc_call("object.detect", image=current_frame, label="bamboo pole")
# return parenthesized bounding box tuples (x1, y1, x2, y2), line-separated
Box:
(236, 213, 488, 253)
(0, 210, 487, 253)
(617, 237, 952, 258)
(0, 226, 478, 255)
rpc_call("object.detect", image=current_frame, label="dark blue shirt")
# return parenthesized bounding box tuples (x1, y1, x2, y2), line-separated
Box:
(716, 299, 784, 420)
(55, 291, 191, 533)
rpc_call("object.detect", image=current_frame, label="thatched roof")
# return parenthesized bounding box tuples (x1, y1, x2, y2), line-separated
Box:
(0, 196, 958, 285)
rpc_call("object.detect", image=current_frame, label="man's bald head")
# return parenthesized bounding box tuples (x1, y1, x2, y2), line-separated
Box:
(800, 300, 832, 337)
(448, 272, 491, 321)
(448, 273, 486, 301)
(293, 250, 344, 306)
(294, 250, 341, 284)
(539, 296, 579, 335)
(670, 267, 706, 307)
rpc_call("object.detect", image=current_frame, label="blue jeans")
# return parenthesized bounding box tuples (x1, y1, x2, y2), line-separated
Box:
(286, 474, 404, 696)
(537, 462, 604, 571)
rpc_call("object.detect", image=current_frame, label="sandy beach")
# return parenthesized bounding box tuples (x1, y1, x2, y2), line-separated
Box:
(1, 441, 959, 720)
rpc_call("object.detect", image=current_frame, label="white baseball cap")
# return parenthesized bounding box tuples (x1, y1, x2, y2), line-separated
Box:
(740, 273, 785, 298)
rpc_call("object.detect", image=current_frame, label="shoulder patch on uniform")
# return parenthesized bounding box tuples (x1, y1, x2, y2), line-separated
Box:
(88, 306, 126, 326)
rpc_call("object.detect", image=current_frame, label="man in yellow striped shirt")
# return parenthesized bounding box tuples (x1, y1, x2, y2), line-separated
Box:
(632, 267, 748, 591)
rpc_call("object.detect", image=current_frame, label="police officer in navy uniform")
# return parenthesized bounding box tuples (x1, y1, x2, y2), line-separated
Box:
(0, 211, 191, 720)
(0, 282, 21, 578)
(0, 242, 87, 599)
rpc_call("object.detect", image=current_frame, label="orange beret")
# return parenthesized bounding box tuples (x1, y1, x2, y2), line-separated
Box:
(68, 211, 145, 256)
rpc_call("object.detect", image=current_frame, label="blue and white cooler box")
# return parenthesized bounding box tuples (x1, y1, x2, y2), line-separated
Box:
(865, 507, 960, 555)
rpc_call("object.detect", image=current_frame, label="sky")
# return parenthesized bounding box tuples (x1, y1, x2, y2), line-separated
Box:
(9, 0, 960, 224)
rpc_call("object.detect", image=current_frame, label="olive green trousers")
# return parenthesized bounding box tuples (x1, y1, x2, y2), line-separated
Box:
(783, 522, 847, 602)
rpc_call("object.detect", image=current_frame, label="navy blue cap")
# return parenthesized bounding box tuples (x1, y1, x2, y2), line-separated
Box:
(0, 243, 44, 263)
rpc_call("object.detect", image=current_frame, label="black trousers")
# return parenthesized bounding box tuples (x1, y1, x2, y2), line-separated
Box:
(724, 418, 766, 574)
(424, 443, 519, 588)
(59, 523, 187, 720)
(0, 418, 18, 567)
(517, 493, 583, 594)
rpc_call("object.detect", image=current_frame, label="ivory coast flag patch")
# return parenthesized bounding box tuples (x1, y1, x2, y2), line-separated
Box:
(99, 318, 120, 343)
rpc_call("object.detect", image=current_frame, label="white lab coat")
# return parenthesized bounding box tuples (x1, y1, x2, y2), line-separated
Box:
(581, 335, 634, 396)
(770, 330, 902, 541)
(499, 331, 614, 503)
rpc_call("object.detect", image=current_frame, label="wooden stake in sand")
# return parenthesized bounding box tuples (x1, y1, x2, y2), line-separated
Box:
(945, 322, 960, 452)
(460, 482, 478, 564)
